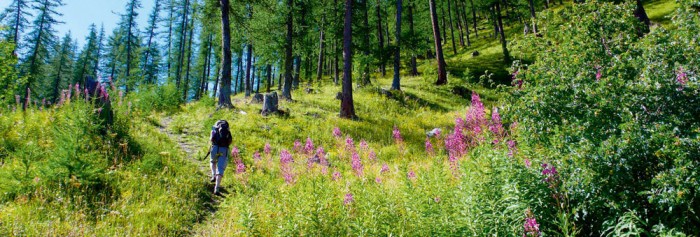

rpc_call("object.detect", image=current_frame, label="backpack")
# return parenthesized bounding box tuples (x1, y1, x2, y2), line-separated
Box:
(212, 120, 232, 147)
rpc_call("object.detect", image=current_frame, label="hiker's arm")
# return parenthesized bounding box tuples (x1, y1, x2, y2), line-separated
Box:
(210, 130, 215, 143)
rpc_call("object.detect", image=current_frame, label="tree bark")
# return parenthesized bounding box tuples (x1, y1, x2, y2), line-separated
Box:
(125, 0, 137, 93)
(360, 0, 371, 86)
(634, 0, 651, 34)
(217, 0, 233, 108)
(376, 0, 386, 77)
(528, 0, 537, 34)
(282, 0, 294, 100)
(408, 1, 418, 76)
(317, 14, 326, 83)
(176, 0, 191, 89)
(454, 0, 465, 47)
(245, 44, 253, 97)
(183, 15, 195, 101)
(391, 0, 402, 90)
(458, 0, 471, 46)
(469, 0, 478, 38)
(429, 0, 448, 85)
(447, 0, 458, 54)
(266, 64, 272, 92)
(495, 2, 510, 62)
(340, 0, 356, 119)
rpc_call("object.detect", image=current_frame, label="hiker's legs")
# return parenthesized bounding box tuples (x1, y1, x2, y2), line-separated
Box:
(213, 147, 228, 193)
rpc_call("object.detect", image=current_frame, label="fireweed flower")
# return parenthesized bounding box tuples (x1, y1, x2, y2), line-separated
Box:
(445, 129, 467, 158)
(345, 136, 355, 152)
(407, 170, 416, 181)
(523, 209, 541, 237)
(280, 150, 295, 184)
(448, 154, 460, 177)
(471, 92, 486, 127)
(333, 127, 342, 138)
(368, 150, 377, 162)
(264, 143, 272, 155)
(375, 177, 382, 184)
(595, 66, 602, 81)
(351, 152, 364, 177)
(344, 193, 354, 205)
(118, 90, 124, 106)
(317, 147, 329, 174)
(541, 163, 559, 187)
(231, 146, 240, 159)
(304, 137, 315, 155)
(393, 126, 403, 143)
(235, 159, 246, 173)
(489, 107, 504, 139)
(425, 138, 435, 156)
(677, 66, 688, 90)
(332, 171, 342, 181)
(380, 164, 390, 174)
(253, 151, 261, 162)
(524, 158, 532, 168)
(507, 140, 517, 157)
(359, 139, 369, 151)
(293, 140, 302, 153)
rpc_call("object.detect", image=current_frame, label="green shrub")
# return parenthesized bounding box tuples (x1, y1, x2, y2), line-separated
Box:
(510, 1, 699, 234)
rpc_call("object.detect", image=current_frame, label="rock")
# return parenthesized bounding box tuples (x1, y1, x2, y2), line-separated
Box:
(472, 51, 480, 57)
(304, 88, 314, 94)
(251, 93, 264, 103)
(239, 111, 248, 115)
(335, 92, 343, 100)
(426, 128, 442, 138)
(261, 92, 279, 116)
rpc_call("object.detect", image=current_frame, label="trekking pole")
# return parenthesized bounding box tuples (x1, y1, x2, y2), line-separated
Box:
(201, 145, 212, 161)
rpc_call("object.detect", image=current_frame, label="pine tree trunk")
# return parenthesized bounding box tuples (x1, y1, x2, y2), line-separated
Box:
(429, 0, 448, 85)
(266, 65, 272, 92)
(469, 0, 478, 38)
(317, 14, 326, 83)
(217, 0, 233, 108)
(458, 0, 471, 46)
(361, 0, 371, 86)
(440, 6, 447, 45)
(376, 0, 386, 77)
(176, 0, 191, 89)
(528, 0, 537, 34)
(142, 0, 161, 84)
(340, 0, 356, 119)
(408, 1, 418, 76)
(391, 0, 402, 90)
(495, 2, 510, 62)
(125, 0, 137, 93)
(183, 18, 195, 101)
(454, 0, 465, 47)
(282, 0, 294, 100)
(245, 44, 253, 97)
(447, 0, 458, 54)
(166, 1, 174, 79)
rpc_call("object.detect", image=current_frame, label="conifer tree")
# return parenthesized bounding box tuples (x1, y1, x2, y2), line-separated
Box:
(141, 0, 163, 84)
(1, 0, 33, 55)
(73, 24, 99, 84)
(120, 0, 142, 93)
(48, 32, 74, 103)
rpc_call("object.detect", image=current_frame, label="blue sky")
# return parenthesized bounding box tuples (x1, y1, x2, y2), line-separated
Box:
(1, 0, 155, 47)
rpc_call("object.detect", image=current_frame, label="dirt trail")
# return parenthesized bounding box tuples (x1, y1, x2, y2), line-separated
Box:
(157, 116, 226, 234)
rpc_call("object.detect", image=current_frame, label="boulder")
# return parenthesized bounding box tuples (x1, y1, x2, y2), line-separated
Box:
(426, 128, 442, 138)
(472, 51, 480, 57)
(261, 92, 279, 116)
(251, 93, 264, 103)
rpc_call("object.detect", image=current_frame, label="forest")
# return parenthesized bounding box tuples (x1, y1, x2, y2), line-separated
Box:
(0, 0, 698, 236)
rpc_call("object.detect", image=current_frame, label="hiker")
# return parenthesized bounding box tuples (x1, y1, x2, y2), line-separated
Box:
(209, 120, 232, 195)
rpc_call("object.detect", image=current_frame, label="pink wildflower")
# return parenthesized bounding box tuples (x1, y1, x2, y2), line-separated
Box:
(344, 193, 354, 205)
(359, 139, 369, 151)
(293, 140, 302, 153)
(253, 151, 261, 162)
(368, 150, 377, 162)
(407, 170, 416, 181)
(332, 171, 342, 181)
(595, 67, 602, 81)
(392, 126, 403, 142)
(333, 127, 342, 138)
(375, 177, 382, 184)
(304, 137, 314, 155)
(345, 136, 355, 152)
(507, 140, 517, 157)
(489, 107, 503, 138)
(425, 138, 435, 156)
(524, 158, 531, 168)
(231, 146, 240, 159)
(351, 152, 363, 177)
(524, 209, 541, 237)
(264, 143, 272, 155)
(677, 67, 688, 90)
(235, 159, 246, 173)
(380, 164, 390, 174)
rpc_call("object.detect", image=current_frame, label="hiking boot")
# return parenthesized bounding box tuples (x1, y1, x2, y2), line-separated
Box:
(210, 177, 216, 183)
(214, 190, 222, 196)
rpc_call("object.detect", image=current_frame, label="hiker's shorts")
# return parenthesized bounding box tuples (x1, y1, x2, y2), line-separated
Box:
(210, 145, 229, 176)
